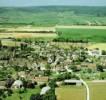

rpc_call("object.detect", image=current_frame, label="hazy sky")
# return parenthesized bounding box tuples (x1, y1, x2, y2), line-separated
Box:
(0, 0, 106, 7)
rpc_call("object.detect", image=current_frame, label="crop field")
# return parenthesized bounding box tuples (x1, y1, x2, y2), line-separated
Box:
(88, 82, 106, 100)
(0, 33, 57, 39)
(56, 86, 86, 100)
(0, 26, 57, 41)
(88, 43, 106, 50)
(56, 82, 106, 100)
(56, 28, 106, 42)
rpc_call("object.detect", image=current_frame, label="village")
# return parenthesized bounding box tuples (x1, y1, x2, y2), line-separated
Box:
(0, 38, 106, 100)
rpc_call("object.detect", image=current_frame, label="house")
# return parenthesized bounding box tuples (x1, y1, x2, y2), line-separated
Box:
(88, 49, 102, 57)
(18, 71, 26, 78)
(12, 80, 23, 89)
(40, 86, 51, 95)
(64, 79, 82, 86)
(33, 77, 49, 84)
(81, 62, 96, 69)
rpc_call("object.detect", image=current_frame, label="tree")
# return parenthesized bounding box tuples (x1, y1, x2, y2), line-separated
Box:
(30, 94, 42, 100)
(27, 81, 35, 89)
(0, 40, 2, 49)
(97, 65, 104, 72)
(102, 50, 106, 55)
(5, 78, 15, 88)
(70, 65, 77, 72)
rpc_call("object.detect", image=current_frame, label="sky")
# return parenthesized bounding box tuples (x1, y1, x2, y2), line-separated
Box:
(0, 0, 106, 7)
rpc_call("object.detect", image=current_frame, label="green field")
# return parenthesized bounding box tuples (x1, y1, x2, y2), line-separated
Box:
(6, 88, 40, 100)
(56, 28, 106, 42)
(56, 82, 106, 100)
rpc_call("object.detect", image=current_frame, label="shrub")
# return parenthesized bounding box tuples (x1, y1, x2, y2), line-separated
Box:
(27, 82, 35, 89)
(97, 65, 104, 72)
(100, 72, 106, 79)
(39, 83, 46, 89)
(30, 93, 42, 100)
(7, 89, 13, 96)
(43, 89, 56, 100)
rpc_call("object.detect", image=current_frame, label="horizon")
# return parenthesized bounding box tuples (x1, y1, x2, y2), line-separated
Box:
(0, 5, 106, 8)
(0, 0, 106, 7)
(1, 5, 106, 8)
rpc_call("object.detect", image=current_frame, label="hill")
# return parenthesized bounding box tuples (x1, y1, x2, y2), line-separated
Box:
(0, 6, 106, 27)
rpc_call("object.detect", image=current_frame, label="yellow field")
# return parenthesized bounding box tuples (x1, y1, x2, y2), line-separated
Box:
(0, 33, 57, 39)
(88, 82, 106, 100)
(56, 86, 86, 100)
(56, 82, 106, 100)
(53, 42, 106, 50)
(0, 26, 56, 32)
(88, 43, 106, 50)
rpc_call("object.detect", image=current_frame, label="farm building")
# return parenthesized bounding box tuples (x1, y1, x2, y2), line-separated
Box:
(64, 80, 82, 86)
(88, 49, 102, 57)
(40, 86, 51, 95)
(12, 80, 23, 89)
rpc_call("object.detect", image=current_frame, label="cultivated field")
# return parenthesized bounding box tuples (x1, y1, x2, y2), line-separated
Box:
(56, 28, 106, 42)
(88, 43, 106, 50)
(56, 25, 106, 29)
(0, 33, 57, 39)
(56, 86, 86, 100)
(56, 82, 106, 100)
(88, 82, 106, 100)
(0, 26, 106, 49)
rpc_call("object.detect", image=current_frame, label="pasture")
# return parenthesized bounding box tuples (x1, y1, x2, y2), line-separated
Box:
(56, 82, 106, 100)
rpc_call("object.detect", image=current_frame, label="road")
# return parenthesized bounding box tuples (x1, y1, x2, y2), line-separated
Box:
(80, 79, 90, 100)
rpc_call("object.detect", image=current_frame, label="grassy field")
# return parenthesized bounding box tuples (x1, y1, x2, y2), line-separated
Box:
(88, 82, 106, 100)
(56, 82, 106, 100)
(88, 43, 106, 50)
(6, 88, 40, 100)
(1, 39, 20, 47)
(56, 28, 106, 42)
(56, 86, 86, 100)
